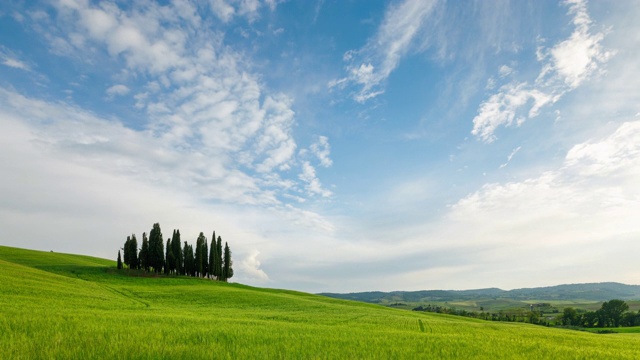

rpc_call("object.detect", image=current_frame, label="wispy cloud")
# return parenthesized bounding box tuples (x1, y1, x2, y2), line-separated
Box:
(2, 57, 30, 71)
(472, 0, 613, 143)
(564, 121, 640, 177)
(330, 0, 438, 103)
(1, 47, 31, 71)
(499, 146, 521, 169)
(472, 84, 555, 142)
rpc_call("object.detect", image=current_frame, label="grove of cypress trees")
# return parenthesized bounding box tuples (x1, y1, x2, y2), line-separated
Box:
(117, 226, 232, 280)
(222, 242, 233, 282)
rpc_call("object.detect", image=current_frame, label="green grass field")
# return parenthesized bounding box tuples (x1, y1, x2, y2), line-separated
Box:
(3, 245, 640, 359)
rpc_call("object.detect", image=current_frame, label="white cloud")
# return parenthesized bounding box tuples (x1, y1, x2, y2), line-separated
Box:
(540, 0, 613, 89)
(498, 65, 513, 77)
(2, 57, 30, 71)
(472, 0, 612, 143)
(240, 250, 269, 281)
(80, 7, 118, 39)
(209, 0, 236, 22)
(253, 95, 297, 173)
(472, 83, 555, 143)
(1, 47, 31, 71)
(299, 161, 332, 198)
(564, 121, 640, 177)
(310, 135, 332, 168)
(208, 0, 278, 22)
(331, 0, 438, 103)
(106, 84, 130, 97)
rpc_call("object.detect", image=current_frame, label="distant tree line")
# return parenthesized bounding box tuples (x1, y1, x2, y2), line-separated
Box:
(412, 305, 552, 326)
(412, 299, 639, 329)
(116, 223, 233, 282)
(560, 300, 640, 328)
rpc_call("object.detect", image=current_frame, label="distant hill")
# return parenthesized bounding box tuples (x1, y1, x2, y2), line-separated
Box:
(320, 282, 640, 303)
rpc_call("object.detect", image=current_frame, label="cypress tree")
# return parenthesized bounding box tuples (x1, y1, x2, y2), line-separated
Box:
(167, 229, 178, 271)
(171, 230, 182, 275)
(185, 244, 195, 277)
(139, 232, 149, 271)
(222, 241, 233, 282)
(149, 223, 164, 273)
(182, 241, 189, 276)
(117, 250, 123, 270)
(129, 234, 138, 270)
(216, 236, 223, 281)
(158, 238, 164, 273)
(208, 231, 216, 279)
(202, 239, 209, 278)
(165, 239, 172, 275)
(123, 236, 130, 269)
(195, 233, 204, 277)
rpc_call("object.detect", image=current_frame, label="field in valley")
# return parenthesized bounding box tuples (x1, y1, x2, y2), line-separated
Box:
(2, 245, 640, 359)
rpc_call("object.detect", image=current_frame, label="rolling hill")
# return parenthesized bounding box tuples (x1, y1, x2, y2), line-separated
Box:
(320, 283, 640, 304)
(3, 245, 640, 359)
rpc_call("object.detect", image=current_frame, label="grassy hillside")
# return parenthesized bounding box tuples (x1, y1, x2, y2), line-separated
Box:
(3, 245, 640, 359)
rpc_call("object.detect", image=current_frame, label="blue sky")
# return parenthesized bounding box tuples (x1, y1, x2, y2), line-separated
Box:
(1, 0, 640, 293)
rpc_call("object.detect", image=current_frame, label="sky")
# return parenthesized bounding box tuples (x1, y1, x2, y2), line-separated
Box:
(1, 0, 639, 293)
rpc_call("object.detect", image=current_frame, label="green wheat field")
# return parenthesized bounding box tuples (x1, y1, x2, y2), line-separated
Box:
(2, 245, 640, 359)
